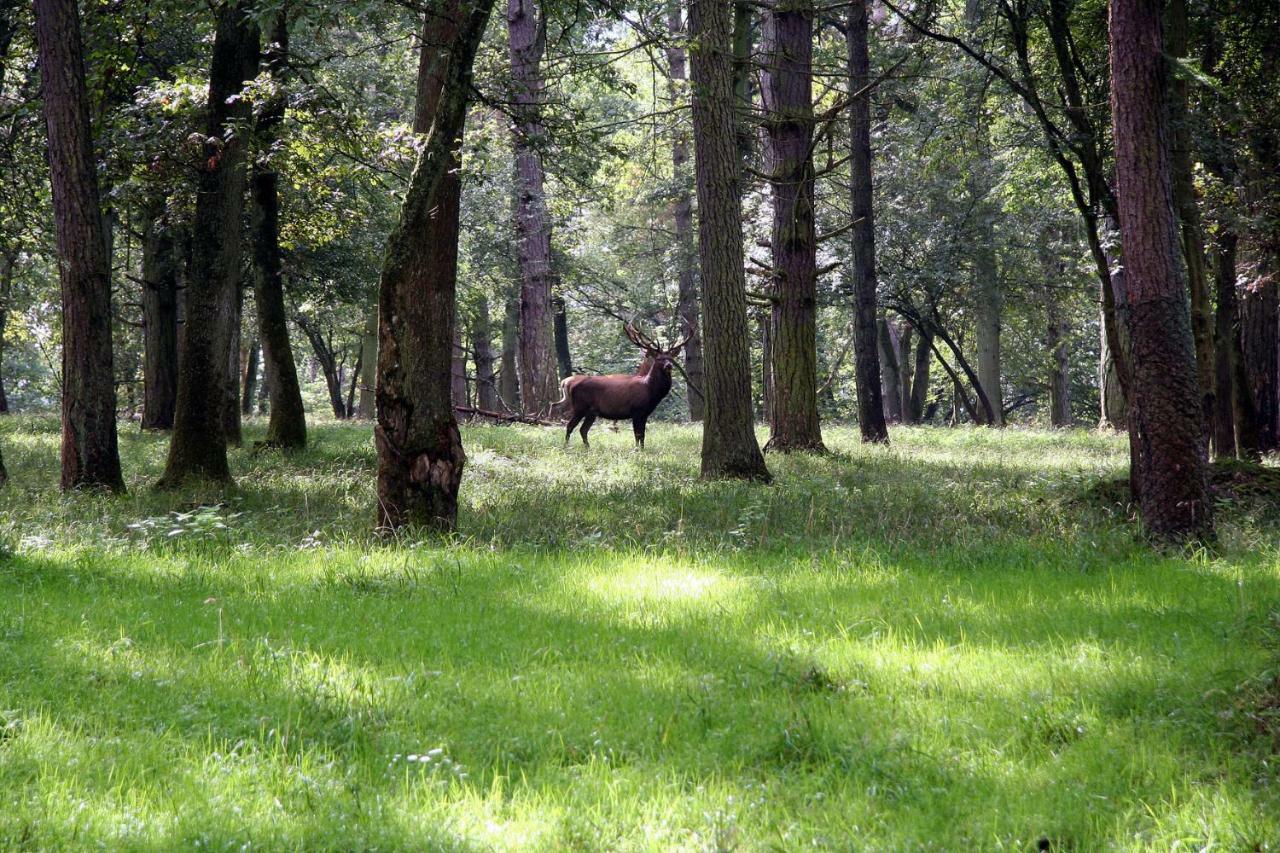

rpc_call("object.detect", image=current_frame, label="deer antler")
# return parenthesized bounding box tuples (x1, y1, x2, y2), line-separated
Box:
(663, 317, 696, 355)
(624, 318, 663, 354)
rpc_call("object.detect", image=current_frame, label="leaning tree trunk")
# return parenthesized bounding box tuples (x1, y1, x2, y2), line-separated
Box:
(848, 0, 888, 444)
(666, 0, 705, 421)
(509, 0, 559, 416)
(251, 12, 307, 449)
(688, 0, 770, 481)
(762, 0, 824, 453)
(159, 1, 258, 487)
(1108, 0, 1212, 540)
(33, 0, 124, 491)
(375, 0, 491, 533)
(140, 202, 180, 430)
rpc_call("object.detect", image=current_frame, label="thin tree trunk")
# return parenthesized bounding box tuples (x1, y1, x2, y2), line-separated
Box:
(222, 284, 242, 445)
(552, 295, 572, 379)
(909, 327, 931, 422)
(0, 250, 12, 415)
(375, 0, 490, 532)
(345, 347, 360, 417)
(159, 1, 258, 487)
(689, 0, 769, 481)
(140, 200, 179, 429)
(358, 308, 376, 418)
(474, 295, 498, 411)
(1108, 0, 1212, 540)
(1165, 0, 1214, 444)
(763, 0, 823, 453)
(33, 0, 124, 491)
(899, 322, 915, 423)
(973, 238, 1002, 425)
(251, 12, 307, 449)
(878, 317, 903, 422)
(1047, 310, 1071, 427)
(452, 325, 469, 407)
(666, 0, 704, 422)
(297, 315, 346, 419)
(241, 338, 259, 416)
(848, 0, 888, 444)
(509, 0, 559, 416)
(499, 296, 520, 411)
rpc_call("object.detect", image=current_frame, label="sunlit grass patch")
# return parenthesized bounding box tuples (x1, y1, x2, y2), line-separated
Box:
(0, 415, 1278, 848)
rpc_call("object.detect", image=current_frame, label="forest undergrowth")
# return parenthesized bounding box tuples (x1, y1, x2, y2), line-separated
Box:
(1, 416, 1278, 849)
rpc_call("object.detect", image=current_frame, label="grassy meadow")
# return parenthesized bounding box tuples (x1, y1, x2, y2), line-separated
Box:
(0, 415, 1278, 849)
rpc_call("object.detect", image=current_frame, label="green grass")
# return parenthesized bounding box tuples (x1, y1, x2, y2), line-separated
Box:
(1, 415, 1278, 849)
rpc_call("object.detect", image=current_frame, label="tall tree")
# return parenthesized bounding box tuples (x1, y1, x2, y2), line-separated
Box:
(158, 1, 259, 487)
(1108, 0, 1212, 540)
(375, 0, 492, 532)
(33, 0, 125, 491)
(688, 0, 770, 481)
(251, 11, 307, 448)
(665, 0, 704, 421)
(509, 0, 559, 416)
(848, 0, 888, 444)
(140, 196, 179, 430)
(473, 295, 499, 411)
(499, 296, 520, 411)
(761, 0, 824, 453)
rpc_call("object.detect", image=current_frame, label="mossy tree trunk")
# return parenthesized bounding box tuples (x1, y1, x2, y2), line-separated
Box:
(688, 0, 769, 482)
(159, 1, 259, 487)
(34, 0, 125, 492)
(375, 0, 492, 533)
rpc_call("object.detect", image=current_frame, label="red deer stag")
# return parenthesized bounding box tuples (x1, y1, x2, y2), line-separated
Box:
(557, 321, 693, 448)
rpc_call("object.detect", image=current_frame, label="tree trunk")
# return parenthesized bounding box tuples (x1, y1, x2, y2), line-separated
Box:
(499, 296, 520, 411)
(0, 251, 13, 415)
(848, 0, 888, 444)
(878, 317, 903, 422)
(1108, 0, 1212, 541)
(1241, 276, 1279, 453)
(474, 295, 499, 411)
(33, 0, 124, 491)
(222, 283, 242, 445)
(1165, 0, 1215, 444)
(375, 1, 490, 533)
(689, 0, 769, 481)
(909, 326, 932, 423)
(1047, 310, 1072, 427)
(1212, 230, 1261, 458)
(452, 325, 469, 407)
(1099, 307, 1128, 429)
(358, 309, 377, 418)
(158, 1, 258, 487)
(762, 0, 824, 453)
(731, 0, 753, 163)
(666, 0, 705, 421)
(140, 200, 179, 430)
(297, 315, 347, 419)
(760, 313, 773, 421)
(552, 295, 572, 380)
(973, 238, 1003, 425)
(241, 338, 259, 416)
(509, 0, 559, 416)
(251, 12, 307, 449)
(899, 322, 915, 423)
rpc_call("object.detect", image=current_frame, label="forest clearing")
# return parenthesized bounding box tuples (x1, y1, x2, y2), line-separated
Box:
(1, 419, 1279, 848)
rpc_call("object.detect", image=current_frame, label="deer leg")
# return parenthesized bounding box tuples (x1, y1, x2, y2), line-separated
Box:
(579, 414, 597, 447)
(564, 412, 583, 445)
(632, 417, 646, 449)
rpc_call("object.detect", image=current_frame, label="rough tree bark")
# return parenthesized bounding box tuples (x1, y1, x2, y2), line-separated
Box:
(688, 0, 770, 481)
(666, 0, 705, 421)
(158, 1, 259, 487)
(375, 0, 491, 532)
(848, 0, 888, 444)
(1108, 0, 1212, 540)
(552, 295, 572, 380)
(762, 0, 824, 453)
(509, 0, 559, 416)
(251, 12, 307, 449)
(141, 198, 179, 430)
(33, 0, 125, 491)
(909, 328, 931, 423)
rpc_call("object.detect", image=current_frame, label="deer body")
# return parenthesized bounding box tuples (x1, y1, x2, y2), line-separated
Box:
(559, 355, 674, 448)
